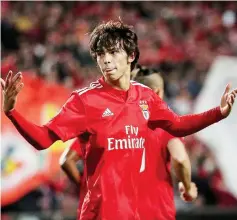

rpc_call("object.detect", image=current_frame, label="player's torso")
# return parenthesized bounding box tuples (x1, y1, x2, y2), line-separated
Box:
(79, 80, 153, 220)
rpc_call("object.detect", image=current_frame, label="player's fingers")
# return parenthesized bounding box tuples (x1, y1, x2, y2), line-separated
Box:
(230, 94, 235, 102)
(226, 96, 231, 104)
(227, 99, 233, 108)
(0, 78, 6, 90)
(228, 94, 235, 104)
(5, 70, 13, 88)
(230, 91, 236, 98)
(11, 71, 22, 83)
(9, 72, 22, 88)
(223, 84, 231, 95)
(231, 94, 236, 101)
(228, 89, 237, 99)
(224, 93, 228, 101)
(15, 83, 24, 94)
(229, 98, 234, 106)
(232, 88, 237, 94)
(9, 83, 24, 97)
(6, 74, 22, 93)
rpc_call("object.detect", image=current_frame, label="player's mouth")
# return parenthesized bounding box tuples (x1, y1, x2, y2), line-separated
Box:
(104, 68, 115, 74)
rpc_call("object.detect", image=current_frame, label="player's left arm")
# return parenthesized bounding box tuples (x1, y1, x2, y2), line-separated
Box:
(168, 138, 197, 202)
(149, 84, 237, 137)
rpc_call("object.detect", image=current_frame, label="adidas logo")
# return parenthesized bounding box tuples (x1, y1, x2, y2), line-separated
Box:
(102, 108, 114, 117)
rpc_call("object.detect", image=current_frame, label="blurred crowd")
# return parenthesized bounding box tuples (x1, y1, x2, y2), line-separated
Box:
(1, 0, 237, 216)
(175, 135, 237, 210)
(2, 1, 237, 103)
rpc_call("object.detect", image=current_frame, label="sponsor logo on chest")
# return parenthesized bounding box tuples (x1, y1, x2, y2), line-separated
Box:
(107, 125, 145, 151)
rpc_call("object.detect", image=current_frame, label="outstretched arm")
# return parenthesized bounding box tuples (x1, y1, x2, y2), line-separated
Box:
(1, 71, 58, 150)
(149, 84, 237, 136)
(1, 71, 87, 150)
(6, 109, 59, 150)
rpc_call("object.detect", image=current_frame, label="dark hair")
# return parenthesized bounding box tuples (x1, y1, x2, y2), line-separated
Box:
(136, 66, 153, 78)
(89, 20, 140, 71)
(133, 65, 162, 85)
(134, 65, 160, 78)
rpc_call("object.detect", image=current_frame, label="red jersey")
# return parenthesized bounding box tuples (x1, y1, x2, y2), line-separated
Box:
(44, 77, 222, 220)
(137, 129, 184, 220)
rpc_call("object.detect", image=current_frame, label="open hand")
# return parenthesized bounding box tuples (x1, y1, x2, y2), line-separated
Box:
(220, 84, 237, 117)
(1, 70, 24, 112)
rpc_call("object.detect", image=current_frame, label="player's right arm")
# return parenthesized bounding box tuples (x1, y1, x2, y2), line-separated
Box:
(1, 71, 87, 150)
(60, 139, 81, 185)
(167, 138, 197, 202)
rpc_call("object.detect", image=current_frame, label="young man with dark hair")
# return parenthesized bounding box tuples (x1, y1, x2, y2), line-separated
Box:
(1, 20, 236, 219)
(60, 66, 197, 220)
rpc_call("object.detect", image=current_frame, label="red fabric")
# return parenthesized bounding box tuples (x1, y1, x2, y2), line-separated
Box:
(137, 130, 185, 220)
(149, 92, 224, 136)
(6, 109, 58, 150)
(46, 92, 87, 142)
(70, 139, 83, 157)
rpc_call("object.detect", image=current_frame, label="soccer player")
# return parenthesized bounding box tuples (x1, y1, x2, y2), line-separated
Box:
(133, 66, 197, 219)
(1, 20, 237, 219)
(61, 66, 197, 220)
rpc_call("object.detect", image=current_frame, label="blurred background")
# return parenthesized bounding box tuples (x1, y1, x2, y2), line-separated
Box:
(1, 1, 237, 220)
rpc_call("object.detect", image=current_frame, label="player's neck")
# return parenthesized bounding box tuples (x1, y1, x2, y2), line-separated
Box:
(105, 72, 131, 91)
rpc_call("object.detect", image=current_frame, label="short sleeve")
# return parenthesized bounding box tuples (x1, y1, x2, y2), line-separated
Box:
(70, 133, 90, 157)
(148, 92, 178, 130)
(45, 92, 87, 142)
(70, 139, 82, 157)
(163, 132, 184, 148)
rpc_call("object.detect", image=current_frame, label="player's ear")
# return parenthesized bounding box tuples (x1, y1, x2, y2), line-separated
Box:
(128, 52, 135, 63)
(154, 88, 159, 95)
(155, 88, 163, 98)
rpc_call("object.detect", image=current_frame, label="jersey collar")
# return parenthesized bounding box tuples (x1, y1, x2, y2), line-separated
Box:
(99, 77, 135, 102)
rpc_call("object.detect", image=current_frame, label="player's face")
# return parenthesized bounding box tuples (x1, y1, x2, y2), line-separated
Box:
(96, 46, 134, 82)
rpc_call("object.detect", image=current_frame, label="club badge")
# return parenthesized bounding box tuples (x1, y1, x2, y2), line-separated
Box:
(139, 100, 150, 120)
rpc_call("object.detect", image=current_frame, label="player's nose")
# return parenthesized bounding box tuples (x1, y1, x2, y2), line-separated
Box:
(104, 52, 112, 64)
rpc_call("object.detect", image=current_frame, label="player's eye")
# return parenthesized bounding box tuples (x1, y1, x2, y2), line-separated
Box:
(97, 52, 104, 56)
(110, 50, 118, 55)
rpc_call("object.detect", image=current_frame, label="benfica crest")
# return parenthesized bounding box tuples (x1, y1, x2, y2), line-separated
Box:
(139, 100, 150, 120)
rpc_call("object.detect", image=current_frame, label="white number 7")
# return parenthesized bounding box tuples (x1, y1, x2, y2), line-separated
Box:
(139, 148, 146, 173)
